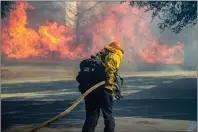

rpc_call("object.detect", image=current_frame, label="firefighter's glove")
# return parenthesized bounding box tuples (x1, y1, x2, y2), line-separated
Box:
(113, 87, 123, 100)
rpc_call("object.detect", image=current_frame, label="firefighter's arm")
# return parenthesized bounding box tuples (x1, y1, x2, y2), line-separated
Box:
(105, 54, 121, 85)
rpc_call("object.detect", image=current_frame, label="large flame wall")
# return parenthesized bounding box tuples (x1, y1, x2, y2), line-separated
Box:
(1, 2, 184, 64)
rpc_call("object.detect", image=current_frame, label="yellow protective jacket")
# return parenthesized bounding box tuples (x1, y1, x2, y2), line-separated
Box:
(102, 45, 123, 91)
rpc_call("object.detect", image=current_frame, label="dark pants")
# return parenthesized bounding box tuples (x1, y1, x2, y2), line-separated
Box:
(82, 87, 115, 132)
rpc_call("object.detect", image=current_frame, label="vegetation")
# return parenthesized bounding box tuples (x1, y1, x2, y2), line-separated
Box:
(122, 1, 197, 34)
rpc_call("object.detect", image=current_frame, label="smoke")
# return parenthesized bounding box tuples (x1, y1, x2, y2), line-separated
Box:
(150, 17, 197, 70)
(2, 1, 196, 71)
(80, 2, 185, 71)
(27, 1, 66, 28)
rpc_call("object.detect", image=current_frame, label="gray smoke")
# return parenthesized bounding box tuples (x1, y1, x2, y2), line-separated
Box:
(8, 1, 197, 71)
(150, 17, 197, 70)
(27, 1, 66, 29)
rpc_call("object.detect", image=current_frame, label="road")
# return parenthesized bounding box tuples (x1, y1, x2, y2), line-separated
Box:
(1, 76, 197, 131)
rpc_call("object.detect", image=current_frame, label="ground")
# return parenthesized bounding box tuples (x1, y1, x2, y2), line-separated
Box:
(1, 66, 197, 132)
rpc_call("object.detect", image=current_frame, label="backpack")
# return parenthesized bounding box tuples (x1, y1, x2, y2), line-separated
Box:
(76, 50, 124, 98)
(76, 58, 106, 94)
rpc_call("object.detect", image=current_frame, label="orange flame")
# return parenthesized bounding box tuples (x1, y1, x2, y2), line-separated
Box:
(1, 2, 40, 59)
(1, 1, 184, 64)
(139, 42, 184, 64)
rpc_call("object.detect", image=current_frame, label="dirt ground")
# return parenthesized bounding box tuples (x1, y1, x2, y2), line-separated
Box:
(1, 66, 197, 84)
(2, 118, 194, 132)
(1, 66, 79, 84)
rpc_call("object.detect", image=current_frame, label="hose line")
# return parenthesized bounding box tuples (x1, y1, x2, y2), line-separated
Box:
(25, 81, 105, 132)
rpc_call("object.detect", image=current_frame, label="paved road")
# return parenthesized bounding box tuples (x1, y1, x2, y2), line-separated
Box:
(1, 77, 197, 131)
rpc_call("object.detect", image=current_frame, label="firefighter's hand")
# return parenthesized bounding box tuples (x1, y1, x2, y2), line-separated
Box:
(114, 90, 123, 100)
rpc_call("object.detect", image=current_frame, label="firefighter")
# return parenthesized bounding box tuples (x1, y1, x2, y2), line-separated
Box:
(82, 41, 124, 132)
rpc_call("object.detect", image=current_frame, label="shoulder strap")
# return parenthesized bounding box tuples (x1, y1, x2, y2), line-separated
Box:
(100, 49, 113, 64)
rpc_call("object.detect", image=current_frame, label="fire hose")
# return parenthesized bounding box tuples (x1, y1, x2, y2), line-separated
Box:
(25, 81, 106, 132)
